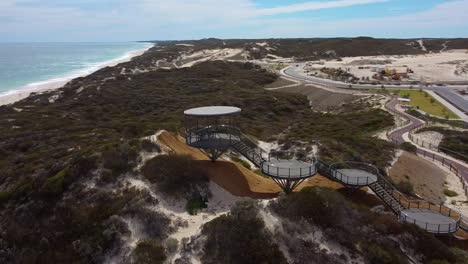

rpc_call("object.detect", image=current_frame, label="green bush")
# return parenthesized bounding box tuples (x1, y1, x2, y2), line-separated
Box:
(400, 142, 417, 153)
(102, 144, 139, 175)
(141, 139, 161, 153)
(363, 243, 405, 264)
(231, 156, 252, 170)
(270, 186, 350, 228)
(396, 181, 414, 196)
(0, 191, 11, 204)
(201, 200, 287, 264)
(43, 168, 69, 195)
(131, 240, 166, 264)
(402, 223, 455, 263)
(443, 189, 458, 197)
(141, 154, 210, 199)
(186, 195, 208, 215)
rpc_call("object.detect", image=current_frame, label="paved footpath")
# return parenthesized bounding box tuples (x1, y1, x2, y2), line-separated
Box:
(386, 98, 468, 186)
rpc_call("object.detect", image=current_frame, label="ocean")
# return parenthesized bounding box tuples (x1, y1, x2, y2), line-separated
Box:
(0, 42, 153, 97)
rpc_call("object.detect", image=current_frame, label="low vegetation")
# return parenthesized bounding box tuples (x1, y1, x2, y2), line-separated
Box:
(269, 187, 465, 264)
(231, 156, 252, 170)
(131, 240, 167, 264)
(396, 181, 415, 196)
(443, 189, 458, 197)
(201, 200, 287, 264)
(142, 154, 211, 201)
(417, 126, 468, 162)
(285, 108, 395, 168)
(372, 89, 458, 119)
(1, 39, 464, 262)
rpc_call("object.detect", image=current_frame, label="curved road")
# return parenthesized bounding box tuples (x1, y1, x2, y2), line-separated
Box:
(386, 98, 468, 185)
(282, 64, 468, 122)
(281, 65, 468, 193)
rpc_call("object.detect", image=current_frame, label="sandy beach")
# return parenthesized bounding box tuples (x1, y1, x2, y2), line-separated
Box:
(0, 44, 153, 106)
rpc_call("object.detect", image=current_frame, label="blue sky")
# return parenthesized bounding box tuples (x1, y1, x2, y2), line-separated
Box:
(1, 0, 468, 42)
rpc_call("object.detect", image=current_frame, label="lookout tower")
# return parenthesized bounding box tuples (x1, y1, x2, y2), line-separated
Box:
(184, 106, 242, 161)
(184, 106, 317, 193)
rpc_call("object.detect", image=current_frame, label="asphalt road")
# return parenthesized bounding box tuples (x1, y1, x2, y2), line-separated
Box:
(283, 64, 468, 118)
(282, 65, 468, 187)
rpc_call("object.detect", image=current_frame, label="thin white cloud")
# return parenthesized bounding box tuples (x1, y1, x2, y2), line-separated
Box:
(0, 0, 467, 41)
(256, 0, 389, 16)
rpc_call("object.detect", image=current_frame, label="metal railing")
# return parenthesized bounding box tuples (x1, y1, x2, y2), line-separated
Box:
(185, 125, 241, 146)
(400, 214, 459, 234)
(407, 127, 468, 197)
(409, 125, 468, 162)
(329, 162, 380, 186)
(392, 190, 462, 233)
(262, 162, 316, 179)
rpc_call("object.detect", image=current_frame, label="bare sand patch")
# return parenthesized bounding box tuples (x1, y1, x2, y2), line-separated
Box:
(388, 151, 447, 203)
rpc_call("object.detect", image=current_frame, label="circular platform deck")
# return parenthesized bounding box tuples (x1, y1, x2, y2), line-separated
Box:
(400, 209, 459, 234)
(262, 159, 316, 179)
(334, 169, 378, 186)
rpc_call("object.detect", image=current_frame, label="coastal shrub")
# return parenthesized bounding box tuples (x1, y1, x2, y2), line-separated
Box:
(270, 186, 352, 228)
(102, 144, 139, 175)
(201, 200, 287, 264)
(43, 168, 69, 195)
(141, 139, 161, 153)
(0, 191, 10, 203)
(402, 223, 455, 263)
(286, 109, 395, 168)
(443, 189, 458, 197)
(141, 154, 210, 200)
(123, 206, 172, 240)
(131, 240, 166, 264)
(186, 194, 208, 215)
(231, 156, 252, 170)
(400, 142, 417, 153)
(362, 243, 405, 264)
(417, 127, 468, 161)
(396, 181, 414, 196)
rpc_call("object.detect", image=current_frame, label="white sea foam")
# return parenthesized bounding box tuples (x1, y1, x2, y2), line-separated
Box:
(0, 43, 153, 106)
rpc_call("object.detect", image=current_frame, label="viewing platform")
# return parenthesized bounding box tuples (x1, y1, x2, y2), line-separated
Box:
(184, 106, 462, 234)
(262, 157, 317, 193)
(184, 106, 242, 160)
(329, 162, 379, 187)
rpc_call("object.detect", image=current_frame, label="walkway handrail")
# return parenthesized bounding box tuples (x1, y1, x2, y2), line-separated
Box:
(330, 161, 381, 187)
(186, 125, 241, 137)
(262, 162, 317, 179)
(400, 213, 460, 234)
(409, 125, 468, 162)
(392, 190, 462, 225)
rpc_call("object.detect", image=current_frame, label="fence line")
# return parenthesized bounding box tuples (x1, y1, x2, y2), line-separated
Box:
(408, 125, 468, 162)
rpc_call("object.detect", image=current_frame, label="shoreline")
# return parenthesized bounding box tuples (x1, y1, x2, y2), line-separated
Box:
(0, 43, 154, 106)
